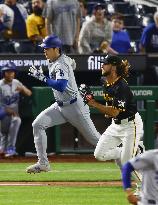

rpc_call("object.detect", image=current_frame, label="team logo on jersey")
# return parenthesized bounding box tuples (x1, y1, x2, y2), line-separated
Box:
(118, 100, 125, 108)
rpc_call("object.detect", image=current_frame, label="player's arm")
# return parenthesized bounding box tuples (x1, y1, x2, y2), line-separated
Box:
(28, 65, 68, 92)
(122, 162, 138, 205)
(16, 85, 32, 96)
(88, 99, 120, 118)
(46, 78, 68, 92)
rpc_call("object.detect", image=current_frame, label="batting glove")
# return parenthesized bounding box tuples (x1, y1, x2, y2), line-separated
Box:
(28, 65, 47, 82)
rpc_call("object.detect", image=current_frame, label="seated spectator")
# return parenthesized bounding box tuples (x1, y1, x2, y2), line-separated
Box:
(110, 13, 132, 54)
(0, 62, 32, 157)
(4, 0, 28, 39)
(43, 0, 81, 54)
(0, 4, 14, 39)
(78, 3, 115, 54)
(139, 11, 158, 53)
(26, 0, 46, 53)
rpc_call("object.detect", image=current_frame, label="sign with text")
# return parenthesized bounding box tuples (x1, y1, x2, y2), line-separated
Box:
(0, 54, 146, 71)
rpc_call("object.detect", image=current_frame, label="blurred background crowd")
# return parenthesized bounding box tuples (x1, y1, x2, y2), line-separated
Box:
(0, 0, 157, 54)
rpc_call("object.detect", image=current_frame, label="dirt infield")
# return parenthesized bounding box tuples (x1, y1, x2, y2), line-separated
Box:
(0, 181, 122, 186)
(0, 154, 99, 163)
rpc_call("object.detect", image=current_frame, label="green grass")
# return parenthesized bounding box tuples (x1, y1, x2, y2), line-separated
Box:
(0, 162, 121, 181)
(0, 162, 129, 205)
(0, 186, 129, 205)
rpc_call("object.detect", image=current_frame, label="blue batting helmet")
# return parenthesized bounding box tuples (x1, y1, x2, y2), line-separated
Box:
(1, 62, 16, 72)
(39, 34, 62, 49)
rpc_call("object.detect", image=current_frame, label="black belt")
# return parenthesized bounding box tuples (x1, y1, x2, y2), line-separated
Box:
(57, 98, 77, 107)
(148, 200, 156, 204)
(114, 115, 135, 124)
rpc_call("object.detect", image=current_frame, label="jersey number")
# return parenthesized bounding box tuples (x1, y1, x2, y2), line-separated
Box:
(59, 69, 64, 77)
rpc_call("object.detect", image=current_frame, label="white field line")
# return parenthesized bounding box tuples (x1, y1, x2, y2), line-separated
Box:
(0, 168, 118, 173)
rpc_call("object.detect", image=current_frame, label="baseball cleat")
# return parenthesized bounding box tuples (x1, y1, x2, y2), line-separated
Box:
(26, 163, 51, 174)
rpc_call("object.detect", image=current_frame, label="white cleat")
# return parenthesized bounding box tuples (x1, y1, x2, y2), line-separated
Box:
(26, 163, 51, 174)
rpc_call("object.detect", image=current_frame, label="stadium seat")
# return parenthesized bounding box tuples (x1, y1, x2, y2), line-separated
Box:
(123, 14, 141, 27)
(125, 26, 143, 42)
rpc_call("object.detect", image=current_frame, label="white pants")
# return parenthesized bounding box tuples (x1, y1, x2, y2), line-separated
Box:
(94, 112, 144, 165)
(138, 199, 158, 205)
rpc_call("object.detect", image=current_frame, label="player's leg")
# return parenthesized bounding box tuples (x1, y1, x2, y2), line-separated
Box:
(121, 113, 144, 184)
(94, 122, 122, 161)
(26, 103, 66, 173)
(0, 116, 11, 154)
(61, 96, 100, 146)
(6, 116, 21, 157)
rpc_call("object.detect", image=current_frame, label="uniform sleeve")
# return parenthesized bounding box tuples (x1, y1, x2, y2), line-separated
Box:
(112, 86, 131, 111)
(15, 79, 23, 88)
(54, 63, 69, 80)
(130, 151, 153, 171)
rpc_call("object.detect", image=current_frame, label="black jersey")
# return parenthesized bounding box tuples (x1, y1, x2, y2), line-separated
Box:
(103, 77, 137, 120)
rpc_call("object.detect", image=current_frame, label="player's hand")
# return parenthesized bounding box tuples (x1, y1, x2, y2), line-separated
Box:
(5, 107, 19, 117)
(127, 194, 138, 205)
(16, 86, 24, 93)
(87, 98, 96, 107)
(28, 65, 47, 82)
(126, 189, 139, 205)
(79, 84, 94, 105)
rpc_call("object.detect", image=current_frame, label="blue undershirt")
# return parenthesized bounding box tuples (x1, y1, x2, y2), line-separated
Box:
(46, 78, 68, 92)
(122, 162, 134, 189)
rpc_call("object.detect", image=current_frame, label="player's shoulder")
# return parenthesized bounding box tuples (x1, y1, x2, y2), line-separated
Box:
(115, 78, 129, 91)
(12, 79, 22, 85)
(131, 149, 158, 164)
(58, 54, 72, 67)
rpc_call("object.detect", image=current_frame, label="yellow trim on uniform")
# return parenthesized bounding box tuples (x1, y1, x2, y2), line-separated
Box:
(106, 77, 121, 86)
(132, 119, 142, 182)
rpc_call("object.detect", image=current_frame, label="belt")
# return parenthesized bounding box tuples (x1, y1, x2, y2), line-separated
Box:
(114, 115, 135, 124)
(148, 200, 156, 204)
(57, 98, 77, 107)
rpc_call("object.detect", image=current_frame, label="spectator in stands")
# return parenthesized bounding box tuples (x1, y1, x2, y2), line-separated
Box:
(43, 0, 81, 54)
(0, 62, 32, 157)
(0, 4, 14, 39)
(139, 11, 158, 53)
(110, 13, 132, 54)
(4, 0, 28, 39)
(78, 3, 116, 54)
(78, 0, 88, 27)
(26, 0, 46, 53)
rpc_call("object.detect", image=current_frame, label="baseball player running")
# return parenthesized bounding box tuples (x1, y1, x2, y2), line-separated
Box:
(84, 55, 144, 183)
(26, 34, 100, 173)
(0, 62, 32, 157)
(122, 149, 158, 205)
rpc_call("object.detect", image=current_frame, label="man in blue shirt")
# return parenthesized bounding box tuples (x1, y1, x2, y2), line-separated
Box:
(139, 11, 158, 53)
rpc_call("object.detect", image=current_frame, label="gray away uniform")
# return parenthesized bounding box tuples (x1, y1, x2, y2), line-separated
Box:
(130, 149, 158, 205)
(32, 54, 100, 165)
(0, 79, 22, 152)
